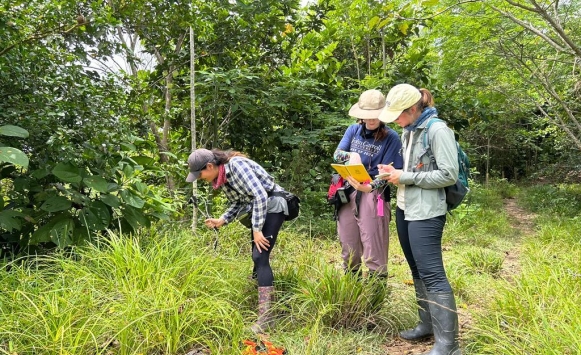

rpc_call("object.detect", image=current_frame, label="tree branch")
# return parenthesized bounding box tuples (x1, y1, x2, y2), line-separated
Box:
(397, 0, 481, 21)
(0, 22, 84, 57)
(532, 1, 581, 59)
(490, 5, 570, 54)
(503, 0, 538, 12)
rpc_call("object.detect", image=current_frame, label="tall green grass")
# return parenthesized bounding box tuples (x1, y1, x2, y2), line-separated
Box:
(1, 182, 578, 354)
(467, 186, 581, 354)
(0, 229, 248, 354)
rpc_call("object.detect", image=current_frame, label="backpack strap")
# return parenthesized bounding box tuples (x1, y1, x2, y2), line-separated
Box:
(422, 117, 443, 151)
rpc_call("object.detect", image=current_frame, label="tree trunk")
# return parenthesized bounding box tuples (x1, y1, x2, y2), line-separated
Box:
(190, 26, 198, 232)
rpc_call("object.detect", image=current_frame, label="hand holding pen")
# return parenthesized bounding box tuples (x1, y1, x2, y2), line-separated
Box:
(378, 162, 403, 185)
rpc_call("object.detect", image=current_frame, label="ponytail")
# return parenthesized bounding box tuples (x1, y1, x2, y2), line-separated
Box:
(410, 88, 435, 113)
(419, 88, 435, 108)
(210, 149, 247, 165)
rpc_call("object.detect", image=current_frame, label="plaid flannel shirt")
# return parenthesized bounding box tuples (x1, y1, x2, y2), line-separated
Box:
(220, 157, 280, 231)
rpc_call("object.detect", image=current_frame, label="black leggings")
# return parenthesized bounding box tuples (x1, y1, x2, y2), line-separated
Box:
(250, 212, 285, 287)
(395, 207, 452, 293)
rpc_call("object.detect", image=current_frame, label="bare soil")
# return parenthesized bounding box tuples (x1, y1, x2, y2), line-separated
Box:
(381, 198, 537, 355)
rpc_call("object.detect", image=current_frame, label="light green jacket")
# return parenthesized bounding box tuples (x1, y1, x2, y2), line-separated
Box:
(399, 118, 459, 220)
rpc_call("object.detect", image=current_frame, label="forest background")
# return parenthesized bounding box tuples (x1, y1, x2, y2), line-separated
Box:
(0, 0, 580, 354)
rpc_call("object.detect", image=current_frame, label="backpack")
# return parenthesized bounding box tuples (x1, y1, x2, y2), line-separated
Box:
(424, 118, 470, 211)
(327, 173, 353, 220)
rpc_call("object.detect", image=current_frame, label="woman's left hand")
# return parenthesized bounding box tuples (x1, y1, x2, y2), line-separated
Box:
(253, 230, 271, 253)
(386, 170, 403, 185)
(346, 176, 372, 193)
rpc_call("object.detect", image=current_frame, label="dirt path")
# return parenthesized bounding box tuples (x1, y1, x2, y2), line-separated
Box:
(381, 198, 537, 355)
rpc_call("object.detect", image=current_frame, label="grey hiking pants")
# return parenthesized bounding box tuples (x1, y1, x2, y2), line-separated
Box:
(337, 189, 390, 274)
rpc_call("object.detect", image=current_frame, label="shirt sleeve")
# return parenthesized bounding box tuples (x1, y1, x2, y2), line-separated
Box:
(220, 188, 246, 224)
(333, 125, 358, 163)
(227, 159, 270, 232)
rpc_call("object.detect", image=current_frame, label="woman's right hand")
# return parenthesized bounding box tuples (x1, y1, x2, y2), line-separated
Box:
(205, 217, 225, 229)
(253, 230, 271, 253)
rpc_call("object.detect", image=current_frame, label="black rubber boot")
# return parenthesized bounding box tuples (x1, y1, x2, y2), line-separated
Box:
(421, 292, 461, 355)
(400, 278, 433, 341)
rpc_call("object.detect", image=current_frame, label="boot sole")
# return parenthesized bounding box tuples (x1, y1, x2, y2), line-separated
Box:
(398, 333, 433, 342)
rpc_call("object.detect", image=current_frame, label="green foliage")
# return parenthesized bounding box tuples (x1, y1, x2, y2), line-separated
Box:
(1, 183, 579, 354)
(0, 228, 248, 354)
(467, 217, 581, 354)
(517, 184, 581, 218)
(0, 125, 29, 167)
(290, 265, 389, 330)
(0, 1, 180, 251)
(0, 134, 175, 250)
(461, 247, 504, 277)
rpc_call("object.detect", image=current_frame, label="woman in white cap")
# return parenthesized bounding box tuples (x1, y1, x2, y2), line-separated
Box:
(185, 148, 289, 334)
(333, 89, 403, 279)
(378, 84, 461, 355)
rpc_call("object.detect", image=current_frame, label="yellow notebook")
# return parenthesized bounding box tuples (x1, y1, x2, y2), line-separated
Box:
(331, 164, 372, 183)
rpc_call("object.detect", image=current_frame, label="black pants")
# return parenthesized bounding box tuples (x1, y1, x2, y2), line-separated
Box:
(250, 212, 285, 287)
(395, 207, 452, 293)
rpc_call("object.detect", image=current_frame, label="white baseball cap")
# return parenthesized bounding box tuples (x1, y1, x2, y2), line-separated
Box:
(378, 84, 422, 123)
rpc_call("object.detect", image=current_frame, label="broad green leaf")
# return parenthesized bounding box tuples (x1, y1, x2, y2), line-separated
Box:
(31, 168, 50, 179)
(120, 190, 145, 208)
(83, 176, 109, 192)
(0, 125, 29, 138)
(0, 210, 24, 232)
(49, 218, 74, 248)
(368, 16, 380, 29)
(134, 182, 148, 194)
(132, 156, 156, 167)
(0, 147, 29, 167)
(72, 227, 91, 245)
(122, 205, 150, 231)
(122, 163, 134, 178)
(150, 211, 170, 220)
(30, 214, 73, 245)
(120, 142, 137, 151)
(398, 22, 410, 35)
(52, 163, 82, 183)
(100, 194, 121, 208)
(79, 201, 111, 231)
(160, 151, 178, 159)
(422, 0, 439, 6)
(40, 196, 72, 212)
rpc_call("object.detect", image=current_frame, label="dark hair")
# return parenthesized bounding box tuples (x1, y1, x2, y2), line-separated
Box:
(358, 121, 388, 141)
(210, 149, 247, 165)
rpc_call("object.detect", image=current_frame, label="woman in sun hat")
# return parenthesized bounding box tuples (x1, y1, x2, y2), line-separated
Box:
(378, 84, 461, 355)
(185, 148, 289, 334)
(333, 89, 403, 279)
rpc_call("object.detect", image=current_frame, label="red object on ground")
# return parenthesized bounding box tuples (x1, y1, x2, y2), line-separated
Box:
(242, 339, 286, 355)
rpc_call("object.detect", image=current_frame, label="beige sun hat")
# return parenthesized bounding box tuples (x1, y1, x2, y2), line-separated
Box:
(378, 84, 422, 123)
(348, 89, 386, 119)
